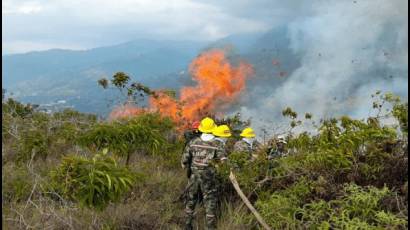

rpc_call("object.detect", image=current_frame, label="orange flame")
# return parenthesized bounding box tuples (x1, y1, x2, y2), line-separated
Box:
(151, 49, 253, 125)
(109, 103, 146, 120)
(110, 49, 254, 128)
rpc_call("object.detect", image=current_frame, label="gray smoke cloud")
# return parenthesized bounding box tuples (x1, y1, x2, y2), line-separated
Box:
(234, 0, 408, 137)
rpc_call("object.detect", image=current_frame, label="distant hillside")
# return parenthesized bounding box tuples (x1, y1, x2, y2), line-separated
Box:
(2, 39, 207, 115)
(2, 27, 307, 116)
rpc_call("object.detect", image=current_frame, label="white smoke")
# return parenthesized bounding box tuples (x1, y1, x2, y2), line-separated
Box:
(238, 0, 408, 137)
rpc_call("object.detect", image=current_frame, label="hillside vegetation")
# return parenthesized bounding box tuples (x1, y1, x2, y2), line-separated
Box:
(2, 91, 408, 229)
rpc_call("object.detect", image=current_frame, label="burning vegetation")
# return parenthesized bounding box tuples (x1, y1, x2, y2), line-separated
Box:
(106, 49, 254, 129)
(150, 49, 253, 125)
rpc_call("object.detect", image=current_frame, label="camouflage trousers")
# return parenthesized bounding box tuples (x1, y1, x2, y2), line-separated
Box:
(185, 167, 218, 230)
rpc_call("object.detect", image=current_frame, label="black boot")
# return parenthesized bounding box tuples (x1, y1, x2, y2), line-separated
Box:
(185, 214, 194, 230)
(185, 222, 193, 230)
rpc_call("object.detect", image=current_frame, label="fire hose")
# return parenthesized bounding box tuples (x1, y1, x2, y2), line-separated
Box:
(229, 170, 271, 230)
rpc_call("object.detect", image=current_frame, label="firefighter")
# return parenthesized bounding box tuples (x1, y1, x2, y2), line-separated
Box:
(267, 135, 288, 160)
(181, 117, 227, 230)
(184, 121, 201, 144)
(212, 124, 232, 148)
(233, 127, 261, 160)
(182, 120, 201, 179)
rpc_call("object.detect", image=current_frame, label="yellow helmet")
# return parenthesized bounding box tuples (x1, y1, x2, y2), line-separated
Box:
(212, 125, 232, 137)
(198, 117, 217, 133)
(240, 127, 256, 138)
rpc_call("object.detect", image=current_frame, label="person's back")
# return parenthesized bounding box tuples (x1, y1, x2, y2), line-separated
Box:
(233, 139, 254, 153)
(187, 136, 224, 168)
(183, 121, 201, 146)
(182, 121, 202, 178)
(181, 118, 226, 230)
(233, 134, 261, 158)
(184, 129, 201, 144)
(267, 135, 287, 160)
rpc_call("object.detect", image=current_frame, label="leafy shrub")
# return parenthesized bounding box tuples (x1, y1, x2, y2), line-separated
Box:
(257, 183, 407, 229)
(16, 129, 49, 163)
(50, 151, 144, 210)
(2, 165, 33, 202)
(3, 102, 97, 164)
(78, 113, 173, 165)
(2, 98, 36, 118)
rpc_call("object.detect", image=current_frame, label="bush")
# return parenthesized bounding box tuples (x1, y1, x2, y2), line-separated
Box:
(257, 183, 407, 229)
(50, 150, 144, 210)
(77, 113, 173, 165)
(2, 165, 34, 203)
(3, 103, 97, 164)
(16, 129, 50, 163)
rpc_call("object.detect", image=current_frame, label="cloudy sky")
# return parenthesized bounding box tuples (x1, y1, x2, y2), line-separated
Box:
(2, 0, 350, 54)
(2, 0, 286, 54)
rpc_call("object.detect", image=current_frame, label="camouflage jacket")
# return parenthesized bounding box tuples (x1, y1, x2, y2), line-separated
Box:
(267, 148, 287, 159)
(181, 136, 227, 170)
(183, 130, 201, 144)
(233, 139, 261, 159)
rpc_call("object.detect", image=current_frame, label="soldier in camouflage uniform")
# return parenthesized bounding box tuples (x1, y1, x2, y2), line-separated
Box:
(181, 118, 227, 230)
(183, 120, 202, 179)
(184, 121, 201, 145)
(233, 127, 261, 160)
(267, 135, 288, 160)
(212, 125, 232, 148)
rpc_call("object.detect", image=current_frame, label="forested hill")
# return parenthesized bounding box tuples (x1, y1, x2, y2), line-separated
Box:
(2, 39, 206, 114)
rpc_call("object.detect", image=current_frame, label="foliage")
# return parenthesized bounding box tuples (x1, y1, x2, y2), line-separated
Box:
(221, 92, 408, 228)
(2, 102, 90, 165)
(3, 104, 97, 164)
(256, 183, 407, 229)
(2, 165, 34, 202)
(98, 72, 155, 104)
(2, 92, 408, 229)
(50, 150, 143, 210)
(111, 72, 130, 88)
(77, 113, 174, 164)
(16, 129, 50, 163)
(2, 97, 37, 118)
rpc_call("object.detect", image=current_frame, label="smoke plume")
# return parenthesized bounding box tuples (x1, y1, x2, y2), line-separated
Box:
(236, 0, 408, 136)
(110, 0, 407, 138)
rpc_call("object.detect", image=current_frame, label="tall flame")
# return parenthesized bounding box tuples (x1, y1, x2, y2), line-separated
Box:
(110, 49, 254, 128)
(151, 49, 253, 126)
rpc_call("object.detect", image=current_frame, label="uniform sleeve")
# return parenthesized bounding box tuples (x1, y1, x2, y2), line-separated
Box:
(215, 142, 227, 161)
(253, 140, 262, 151)
(233, 141, 240, 152)
(181, 140, 192, 168)
(233, 141, 246, 153)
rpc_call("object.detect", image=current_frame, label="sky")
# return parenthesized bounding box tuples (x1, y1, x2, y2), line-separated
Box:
(1, 0, 349, 54)
(2, 0, 283, 54)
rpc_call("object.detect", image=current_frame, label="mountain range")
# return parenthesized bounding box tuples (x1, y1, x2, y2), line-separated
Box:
(3, 28, 293, 115)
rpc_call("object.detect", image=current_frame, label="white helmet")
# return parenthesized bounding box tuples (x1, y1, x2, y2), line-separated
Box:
(277, 135, 287, 144)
